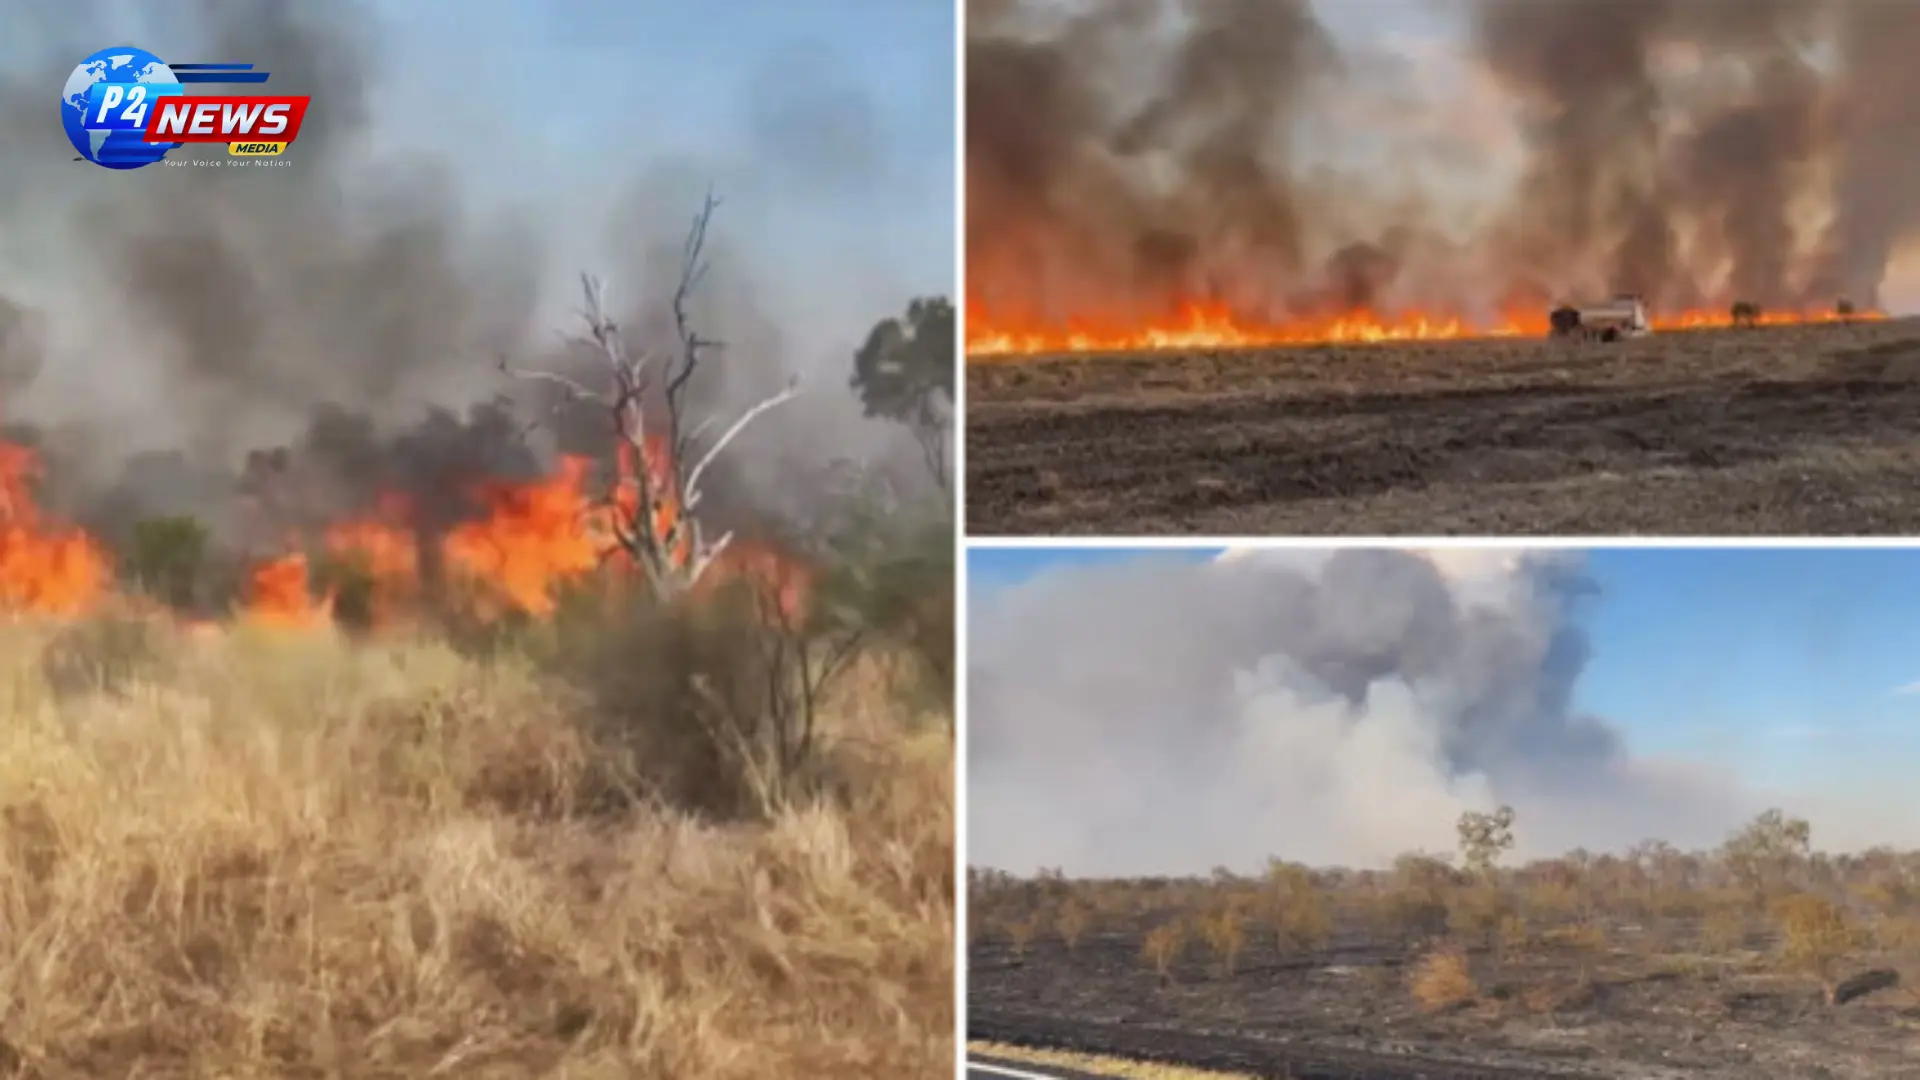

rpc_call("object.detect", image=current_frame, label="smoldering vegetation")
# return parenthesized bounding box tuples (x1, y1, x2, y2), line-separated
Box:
(0, 0, 950, 564)
(966, 0, 1920, 322)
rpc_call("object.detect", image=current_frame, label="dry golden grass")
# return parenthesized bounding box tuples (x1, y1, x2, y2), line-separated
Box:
(0, 613, 953, 1078)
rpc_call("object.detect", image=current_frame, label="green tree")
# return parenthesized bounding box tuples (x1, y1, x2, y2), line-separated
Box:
(1722, 808, 1811, 900)
(850, 296, 954, 490)
(1457, 805, 1516, 879)
(126, 515, 210, 611)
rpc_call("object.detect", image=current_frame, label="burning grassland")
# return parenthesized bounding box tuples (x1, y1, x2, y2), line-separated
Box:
(0, 213, 958, 1080)
(966, 0, 1920, 358)
(966, 296, 1885, 358)
(0, 366, 957, 1078)
(0, 421, 807, 632)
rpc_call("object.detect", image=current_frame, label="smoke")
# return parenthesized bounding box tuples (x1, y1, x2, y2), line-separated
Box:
(968, 548, 1918, 877)
(967, 0, 1920, 321)
(0, 0, 947, 551)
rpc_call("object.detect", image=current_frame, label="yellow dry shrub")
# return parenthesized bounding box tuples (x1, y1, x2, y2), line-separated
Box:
(1008, 908, 1047, 957)
(1525, 880, 1581, 921)
(1407, 945, 1477, 1011)
(1273, 888, 1334, 953)
(1447, 884, 1512, 944)
(1772, 893, 1861, 1004)
(1199, 908, 1247, 976)
(1057, 900, 1093, 951)
(1143, 920, 1186, 984)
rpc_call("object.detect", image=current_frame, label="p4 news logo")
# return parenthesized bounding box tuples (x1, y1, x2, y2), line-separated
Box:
(65, 48, 311, 169)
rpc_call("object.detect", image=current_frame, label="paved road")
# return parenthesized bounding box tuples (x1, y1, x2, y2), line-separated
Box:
(969, 1058, 1105, 1080)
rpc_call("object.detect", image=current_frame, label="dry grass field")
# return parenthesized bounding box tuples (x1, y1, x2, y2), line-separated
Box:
(968, 811, 1920, 1080)
(0, 598, 953, 1079)
(965, 319, 1920, 536)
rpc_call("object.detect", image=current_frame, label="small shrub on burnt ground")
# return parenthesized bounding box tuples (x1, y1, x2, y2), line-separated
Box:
(1408, 945, 1478, 1012)
(1056, 899, 1093, 951)
(1199, 908, 1247, 977)
(1143, 919, 1187, 987)
(1773, 893, 1864, 1005)
(1009, 908, 1047, 960)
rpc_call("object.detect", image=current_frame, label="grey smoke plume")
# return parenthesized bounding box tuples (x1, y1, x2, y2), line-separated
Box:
(969, 549, 1767, 877)
(0, 0, 946, 549)
(967, 0, 1920, 322)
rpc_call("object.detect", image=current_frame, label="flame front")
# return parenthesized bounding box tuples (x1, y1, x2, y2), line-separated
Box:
(964, 298, 1886, 357)
(0, 441, 110, 616)
(0, 416, 807, 631)
(232, 436, 806, 626)
(443, 456, 604, 619)
(244, 551, 332, 628)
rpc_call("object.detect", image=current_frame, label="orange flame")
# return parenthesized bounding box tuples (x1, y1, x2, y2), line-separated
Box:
(0, 441, 110, 616)
(964, 298, 1887, 357)
(244, 551, 331, 628)
(442, 456, 604, 619)
(0, 417, 806, 632)
(322, 496, 421, 623)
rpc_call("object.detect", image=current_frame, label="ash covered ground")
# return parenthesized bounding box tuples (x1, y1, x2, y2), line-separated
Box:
(966, 319, 1920, 536)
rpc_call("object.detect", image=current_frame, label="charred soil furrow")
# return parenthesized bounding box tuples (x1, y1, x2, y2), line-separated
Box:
(964, 322, 1920, 535)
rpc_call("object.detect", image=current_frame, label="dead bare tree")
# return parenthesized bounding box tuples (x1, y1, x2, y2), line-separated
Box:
(505, 191, 799, 599)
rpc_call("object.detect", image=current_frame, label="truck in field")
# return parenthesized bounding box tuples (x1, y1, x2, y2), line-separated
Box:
(1548, 294, 1651, 342)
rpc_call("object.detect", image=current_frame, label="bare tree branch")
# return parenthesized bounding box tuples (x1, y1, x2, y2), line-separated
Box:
(683, 377, 801, 511)
(497, 356, 605, 405)
(496, 190, 801, 599)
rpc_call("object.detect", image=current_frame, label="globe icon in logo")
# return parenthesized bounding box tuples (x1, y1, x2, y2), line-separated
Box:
(61, 46, 185, 170)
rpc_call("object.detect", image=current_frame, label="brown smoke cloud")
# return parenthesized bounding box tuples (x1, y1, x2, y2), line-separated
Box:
(967, 0, 1920, 324)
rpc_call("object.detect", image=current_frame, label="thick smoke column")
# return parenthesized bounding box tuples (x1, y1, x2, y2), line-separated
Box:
(969, 549, 1762, 876)
(967, 0, 1339, 322)
(0, 0, 943, 550)
(967, 0, 1920, 323)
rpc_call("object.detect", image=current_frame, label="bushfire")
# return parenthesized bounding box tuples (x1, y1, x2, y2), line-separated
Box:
(964, 299, 1885, 357)
(0, 431, 809, 628)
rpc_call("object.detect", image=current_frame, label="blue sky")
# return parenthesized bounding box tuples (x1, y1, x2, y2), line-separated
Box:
(970, 546, 1920, 796)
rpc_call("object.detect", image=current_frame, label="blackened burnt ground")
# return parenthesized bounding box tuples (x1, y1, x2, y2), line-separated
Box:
(964, 319, 1920, 536)
(969, 911, 1920, 1080)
